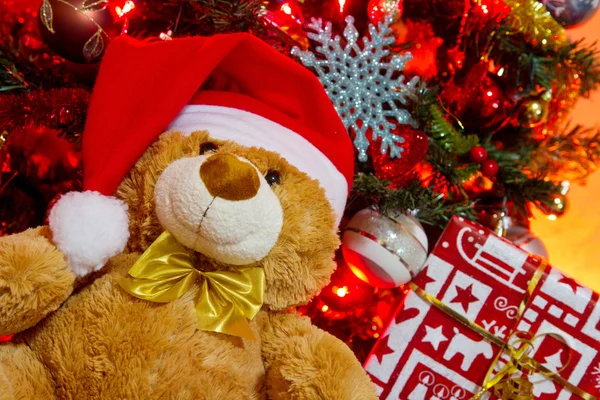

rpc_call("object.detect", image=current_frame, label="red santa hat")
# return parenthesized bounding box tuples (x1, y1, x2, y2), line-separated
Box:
(49, 34, 354, 276)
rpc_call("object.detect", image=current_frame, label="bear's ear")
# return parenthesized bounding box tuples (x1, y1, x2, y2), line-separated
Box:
(259, 171, 340, 310)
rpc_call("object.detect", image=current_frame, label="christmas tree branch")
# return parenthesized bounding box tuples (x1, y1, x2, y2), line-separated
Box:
(0, 50, 27, 92)
(128, 0, 283, 46)
(351, 174, 476, 227)
(488, 25, 600, 97)
(556, 40, 600, 96)
(425, 104, 479, 155)
(189, 0, 265, 33)
(485, 145, 561, 213)
(426, 141, 480, 188)
(531, 125, 600, 183)
(413, 88, 479, 156)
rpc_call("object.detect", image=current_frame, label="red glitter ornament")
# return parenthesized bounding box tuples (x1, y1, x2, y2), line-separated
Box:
(469, 146, 488, 163)
(481, 159, 499, 177)
(370, 127, 429, 184)
(476, 76, 505, 118)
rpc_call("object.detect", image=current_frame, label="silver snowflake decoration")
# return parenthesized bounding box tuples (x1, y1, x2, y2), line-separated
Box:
(292, 15, 420, 162)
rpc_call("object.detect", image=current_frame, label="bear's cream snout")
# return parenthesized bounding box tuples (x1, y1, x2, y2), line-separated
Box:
(154, 153, 283, 265)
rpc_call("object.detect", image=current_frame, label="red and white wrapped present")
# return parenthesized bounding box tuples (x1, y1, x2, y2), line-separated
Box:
(364, 216, 600, 399)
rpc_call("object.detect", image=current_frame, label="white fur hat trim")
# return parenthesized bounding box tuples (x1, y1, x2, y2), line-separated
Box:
(169, 105, 348, 226)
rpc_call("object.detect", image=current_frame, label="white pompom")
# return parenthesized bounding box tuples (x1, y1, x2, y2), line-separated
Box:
(49, 191, 130, 277)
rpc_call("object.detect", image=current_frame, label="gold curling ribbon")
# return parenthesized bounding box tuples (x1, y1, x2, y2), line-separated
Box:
(408, 256, 596, 400)
(117, 231, 264, 340)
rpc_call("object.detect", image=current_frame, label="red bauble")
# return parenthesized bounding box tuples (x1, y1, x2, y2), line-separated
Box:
(370, 127, 428, 184)
(469, 146, 488, 163)
(440, 61, 489, 118)
(440, 63, 512, 130)
(318, 255, 375, 312)
(39, 0, 125, 63)
(481, 159, 499, 177)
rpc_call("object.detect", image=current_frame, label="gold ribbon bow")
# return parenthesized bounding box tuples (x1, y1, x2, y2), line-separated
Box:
(117, 231, 264, 340)
(474, 332, 577, 400)
(409, 266, 597, 400)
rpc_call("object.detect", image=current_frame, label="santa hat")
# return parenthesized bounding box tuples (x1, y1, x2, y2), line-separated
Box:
(49, 34, 354, 277)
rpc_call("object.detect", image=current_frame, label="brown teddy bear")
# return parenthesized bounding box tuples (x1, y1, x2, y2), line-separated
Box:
(0, 34, 378, 399)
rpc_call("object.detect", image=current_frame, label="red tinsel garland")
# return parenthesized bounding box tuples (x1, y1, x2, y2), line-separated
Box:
(0, 88, 90, 143)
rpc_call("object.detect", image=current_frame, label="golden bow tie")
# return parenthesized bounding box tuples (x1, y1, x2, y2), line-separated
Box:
(117, 231, 264, 340)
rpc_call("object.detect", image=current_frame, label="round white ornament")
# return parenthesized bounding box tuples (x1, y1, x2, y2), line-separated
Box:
(506, 223, 549, 260)
(342, 207, 428, 288)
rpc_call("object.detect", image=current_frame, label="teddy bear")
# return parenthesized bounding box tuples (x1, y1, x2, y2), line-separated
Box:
(0, 34, 379, 399)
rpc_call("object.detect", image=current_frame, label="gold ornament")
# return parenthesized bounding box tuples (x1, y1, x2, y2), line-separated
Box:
(541, 181, 569, 219)
(118, 231, 265, 340)
(518, 91, 552, 128)
(546, 193, 569, 217)
(503, 0, 567, 49)
(0, 131, 9, 150)
(368, 0, 403, 23)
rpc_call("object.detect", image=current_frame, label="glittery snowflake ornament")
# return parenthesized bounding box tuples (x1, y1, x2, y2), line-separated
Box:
(292, 15, 420, 162)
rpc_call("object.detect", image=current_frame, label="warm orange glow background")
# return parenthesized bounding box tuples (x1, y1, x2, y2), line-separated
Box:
(530, 11, 600, 292)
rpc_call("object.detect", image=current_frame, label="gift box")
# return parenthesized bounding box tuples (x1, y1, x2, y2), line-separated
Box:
(364, 216, 600, 399)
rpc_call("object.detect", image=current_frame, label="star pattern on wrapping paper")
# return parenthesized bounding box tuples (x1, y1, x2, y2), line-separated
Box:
(557, 274, 581, 293)
(372, 334, 394, 363)
(421, 325, 448, 351)
(449, 283, 479, 313)
(415, 265, 435, 289)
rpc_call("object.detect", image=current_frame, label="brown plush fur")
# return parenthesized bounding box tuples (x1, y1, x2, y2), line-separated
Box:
(0, 131, 377, 399)
(0, 226, 75, 336)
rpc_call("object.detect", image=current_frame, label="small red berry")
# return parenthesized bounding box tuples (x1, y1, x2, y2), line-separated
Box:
(481, 159, 499, 177)
(470, 146, 488, 163)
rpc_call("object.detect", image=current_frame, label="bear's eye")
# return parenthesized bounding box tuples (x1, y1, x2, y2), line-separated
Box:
(265, 170, 281, 186)
(199, 142, 218, 155)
